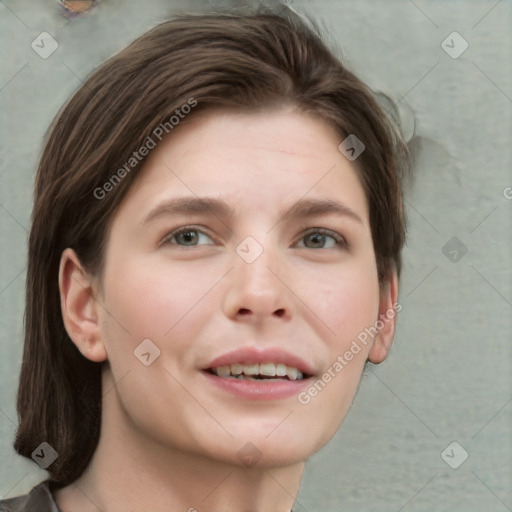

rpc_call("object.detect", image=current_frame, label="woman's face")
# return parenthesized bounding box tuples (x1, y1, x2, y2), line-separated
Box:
(95, 107, 394, 467)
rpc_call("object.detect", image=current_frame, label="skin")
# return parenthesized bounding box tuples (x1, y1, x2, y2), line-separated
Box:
(56, 106, 398, 512)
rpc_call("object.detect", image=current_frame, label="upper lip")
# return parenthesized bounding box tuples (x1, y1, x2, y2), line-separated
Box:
(203, 347, 315, 376)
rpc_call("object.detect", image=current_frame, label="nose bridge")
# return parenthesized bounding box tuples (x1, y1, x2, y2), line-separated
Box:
(222, 235, 291, 319)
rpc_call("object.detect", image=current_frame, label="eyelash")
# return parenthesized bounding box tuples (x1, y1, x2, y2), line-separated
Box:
(161, 225, 347, 249)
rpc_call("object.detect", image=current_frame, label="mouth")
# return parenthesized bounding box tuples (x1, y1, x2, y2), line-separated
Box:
(206, 362, 309, 381)
(202, 347, 315, 399)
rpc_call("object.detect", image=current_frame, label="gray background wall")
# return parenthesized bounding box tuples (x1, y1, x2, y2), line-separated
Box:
(1, 0, 511, 510)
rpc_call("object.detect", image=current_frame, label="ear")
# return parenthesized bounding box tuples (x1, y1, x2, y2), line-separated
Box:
(58, 248, 107, 363)
(367, 267, 399, 364)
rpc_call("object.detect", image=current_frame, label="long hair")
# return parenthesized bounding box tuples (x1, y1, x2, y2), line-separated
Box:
(14, 6, 408, 486)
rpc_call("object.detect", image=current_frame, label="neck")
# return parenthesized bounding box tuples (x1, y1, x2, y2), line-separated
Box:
(53, 379, 304, 512)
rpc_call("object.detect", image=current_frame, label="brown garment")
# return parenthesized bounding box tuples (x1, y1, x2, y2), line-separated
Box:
(0, 481, 61, 512)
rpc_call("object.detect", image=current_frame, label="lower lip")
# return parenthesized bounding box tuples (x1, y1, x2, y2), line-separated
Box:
(201, 371, 311, 400)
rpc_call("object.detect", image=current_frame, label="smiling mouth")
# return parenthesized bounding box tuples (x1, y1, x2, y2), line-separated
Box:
(206, 362, 309, 381)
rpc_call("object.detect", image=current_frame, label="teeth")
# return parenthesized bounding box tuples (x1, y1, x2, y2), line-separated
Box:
(286, 366, 299, 380)
(230, 363, 243, 375)
(276, 363, 287, 377)
(259, 362, 276, 376)
(211, 362, 305, 380)
(216, 365, 231, 377)
(243, 363, 259, 376)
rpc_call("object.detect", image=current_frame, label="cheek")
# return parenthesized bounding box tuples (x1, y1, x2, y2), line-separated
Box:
(331, 280, 379, 343)
(298, 255, 380, 346)
(297, 276, 379, 442)
(297, 256, 380, 431)
(103, 254, 220, 338)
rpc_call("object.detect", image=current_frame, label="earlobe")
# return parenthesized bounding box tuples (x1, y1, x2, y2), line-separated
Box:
(367, 268, 399, 364)
(58, 248, 107, 363)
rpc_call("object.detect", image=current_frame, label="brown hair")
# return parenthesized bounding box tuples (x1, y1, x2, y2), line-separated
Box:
(14, 6, 408, 486)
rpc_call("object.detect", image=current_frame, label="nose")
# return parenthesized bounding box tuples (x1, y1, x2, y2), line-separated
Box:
(221, 241, 293, 324)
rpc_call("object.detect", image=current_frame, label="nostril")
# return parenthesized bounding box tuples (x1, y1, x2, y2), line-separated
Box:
(236, 308, 286, 317)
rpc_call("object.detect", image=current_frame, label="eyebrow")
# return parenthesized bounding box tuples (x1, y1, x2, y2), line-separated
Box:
(142, 196, 363, 226)
(142, 197, 235, 226)
(279, 197, 363, 225)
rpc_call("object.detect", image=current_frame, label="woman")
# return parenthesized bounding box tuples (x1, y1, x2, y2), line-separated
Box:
(2, 5, 408, 512)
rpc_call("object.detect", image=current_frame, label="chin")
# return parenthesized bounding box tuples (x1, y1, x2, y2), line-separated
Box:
(212, 422, 332, 468)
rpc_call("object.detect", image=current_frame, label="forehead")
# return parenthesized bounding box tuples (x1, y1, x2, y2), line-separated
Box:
(114, 107, 369, 225)
(146, 106, 344, 171)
